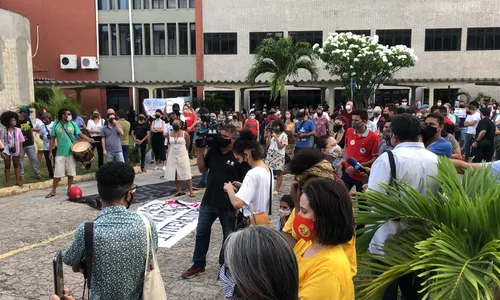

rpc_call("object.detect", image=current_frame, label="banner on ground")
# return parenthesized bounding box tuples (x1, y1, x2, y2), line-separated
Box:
(137, 199, 200, 248)
(143, 98, 185, 116)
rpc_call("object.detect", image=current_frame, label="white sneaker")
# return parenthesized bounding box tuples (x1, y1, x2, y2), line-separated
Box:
(162, 166, 166, 171)
(153, 166, 160, 171)
(273, 190, 279, 195)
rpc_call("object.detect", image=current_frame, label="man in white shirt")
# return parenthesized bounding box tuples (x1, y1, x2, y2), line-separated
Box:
(462, 104, 481, 160)
(367, 113, 439, 299)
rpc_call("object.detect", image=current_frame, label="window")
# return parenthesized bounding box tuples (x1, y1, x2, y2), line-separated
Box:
(190, 23, 196, 54)
(189, 0, 194, 8)
(336, 30, 371, 36)
(119, 24, 131, 55)
(153, 0, 164, 8)
(425, 28, 461, 51)
(99, 25, 109, 55)
(179, 23, 189, 55)
(167, 0, 176, 8)
(111, 24, 117, 55)
(204, 33, 238, 55)
(153, 24, 166, 55)
(288, 31, 322, 46)
(178, 0, 187, 8)
(249, 32, 283, 54)
(143, 0, 150, 9)
(110, 0, 117, 9)
(376, 29, 412, 47)
(167, 23, 177, 55)
(144, 24, 151, 55)
(118, 0, 128, 9)
(133, 0, 141, 9)
(134, 24, 143, 55)
(98, 0, 108, 10)
(467, 27, 500, 50)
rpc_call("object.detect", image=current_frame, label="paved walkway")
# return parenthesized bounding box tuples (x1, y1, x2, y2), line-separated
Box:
(0, 164, 292, 300)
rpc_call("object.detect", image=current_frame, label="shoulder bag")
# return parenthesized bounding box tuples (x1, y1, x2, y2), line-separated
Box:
(139, 214, 167, 300)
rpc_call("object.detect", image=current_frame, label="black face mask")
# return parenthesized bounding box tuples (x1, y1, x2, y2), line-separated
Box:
(421, 125, 438, 142)
(333, 124, 343, 132)
(217, 136, 232, 148)
(172, 124, 180, 131)
(173, 108, 180, 113)
(92, 113, 99, 119)
(317, 112, 323, 117)
(383, 113, 390, 119)
(155, 114, 161, 118)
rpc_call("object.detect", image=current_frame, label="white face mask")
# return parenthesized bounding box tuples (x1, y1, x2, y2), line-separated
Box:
(437, 102, 442, 106)
(250, 116, 255, 120)
(228, 116, 233, 120)
(279, 209, 291, 216)
(327, 145, 341, 158)
(183, 109, 188, 113)
(66, 115, 72, 122)
(345, 105, 351, 111)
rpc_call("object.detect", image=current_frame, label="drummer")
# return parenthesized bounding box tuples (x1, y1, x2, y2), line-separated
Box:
(45, 109, 94, 199)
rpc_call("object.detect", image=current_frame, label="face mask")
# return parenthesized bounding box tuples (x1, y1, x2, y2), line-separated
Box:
(279, 209, 291, 216)
(43, 120, 51, 125)
(293, 213, 317, 241)
(93, 113, 99, 118)
(437, 102, 442, 106)
(374, 112, 380, 117)
(139, 116, 145, 121)
(172, 124, 180, 131)
(156, 114, 161, 118)
(382, 113, 390, 119)
(327, 145, 341, 158)
(352, 121, 361, 129)
(317, 112, 323, 117)
(173, 108, 180, 113)
(183, 109, 188, 114)
(345, 105, 352, 111)
(421, 125, 438, 142)
(211, 116, 217, 120)
(333, 124, 343, 132)
(217, 136, 232, 148)
(250, 116, 255, 120)
(66, 115, 72, 122)
(228, 116, 233, 120)
(402, 102, 408, 106)
(367, 109, 373, 113)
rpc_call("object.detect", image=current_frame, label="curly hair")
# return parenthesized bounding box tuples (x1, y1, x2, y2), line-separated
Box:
(96, 162, 135, 202)
(289, 148, 325, 175)
(233, 130, 263, 160)
(0, 111, 19, 128)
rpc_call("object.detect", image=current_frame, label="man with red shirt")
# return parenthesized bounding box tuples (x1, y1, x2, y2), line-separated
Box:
(342, 109, 380, 192)
(340, 100, 354, 128)
(183, 104, 197, 158)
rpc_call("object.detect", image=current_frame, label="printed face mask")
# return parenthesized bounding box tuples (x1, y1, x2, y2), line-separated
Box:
(293, 213, 317, 241)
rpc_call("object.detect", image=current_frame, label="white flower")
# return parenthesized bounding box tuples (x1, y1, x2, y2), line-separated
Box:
(313, 43, 319, 50)
(350, 65, 354, 69)
(388, 62, 393, 67)
(318, 48, 324, 54)
(351, 72, 356, 76)
(382, 56, 388, 62)
(354, 58, 360, 62)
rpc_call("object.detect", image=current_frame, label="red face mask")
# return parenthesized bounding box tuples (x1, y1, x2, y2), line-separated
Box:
(293, 213, 317, 241)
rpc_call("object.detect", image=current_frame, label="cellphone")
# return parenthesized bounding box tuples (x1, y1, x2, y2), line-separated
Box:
(53, 251, 65, 299)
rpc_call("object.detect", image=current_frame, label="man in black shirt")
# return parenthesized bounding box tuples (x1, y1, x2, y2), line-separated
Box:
(182, 124, 248, 279)
(18, 106, 41, 179)
(471, 107, 496, 162)
(131, 113, 150, 172)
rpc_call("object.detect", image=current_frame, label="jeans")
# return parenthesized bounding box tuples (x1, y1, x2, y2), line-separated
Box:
(462, 133, 473, 160)
(136, 142, 147, 170)
(106, 151, 124, 163)
(121, 145, 129, 164)
(201, 171, 208, 185)
(20, 145, 40, 177)
(459, 127, 468, 142)
(192, 203, 236, 268)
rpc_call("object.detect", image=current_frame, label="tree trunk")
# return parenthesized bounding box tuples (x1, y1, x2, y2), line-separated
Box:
(279, 90, 288, 114)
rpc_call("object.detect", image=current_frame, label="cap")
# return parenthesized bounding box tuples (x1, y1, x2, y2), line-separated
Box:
(19, 106, 30, 114)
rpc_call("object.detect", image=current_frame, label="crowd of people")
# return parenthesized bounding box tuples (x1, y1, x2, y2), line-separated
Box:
(6, 98, 498, 299)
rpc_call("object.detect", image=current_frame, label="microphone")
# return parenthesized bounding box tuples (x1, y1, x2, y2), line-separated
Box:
(347, 157, 363, 170)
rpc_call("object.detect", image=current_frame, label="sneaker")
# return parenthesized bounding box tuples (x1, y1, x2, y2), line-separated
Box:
(182, 266, 205, 279)
(273, 190, 279, 195)
(162, 166, 166, 171)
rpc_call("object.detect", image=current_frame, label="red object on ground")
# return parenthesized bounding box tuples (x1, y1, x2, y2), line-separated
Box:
(68, 186, 83, 201)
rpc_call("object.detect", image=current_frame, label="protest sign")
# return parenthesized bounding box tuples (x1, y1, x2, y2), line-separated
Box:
(143, 98, 166, 116)
(165, 98, 185, 114)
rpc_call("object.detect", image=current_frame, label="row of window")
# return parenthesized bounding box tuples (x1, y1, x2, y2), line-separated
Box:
(203, 27, 500, 55)
(98, 0, 194, 10)
(98, 23, 196, 56)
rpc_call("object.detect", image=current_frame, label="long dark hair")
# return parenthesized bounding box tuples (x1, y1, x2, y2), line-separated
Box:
(233, 130, 263, 160)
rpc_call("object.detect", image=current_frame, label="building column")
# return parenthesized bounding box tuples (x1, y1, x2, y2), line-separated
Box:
(327, 87, 335, 112)
(410, 86, 418, 105)
(320, 87, 327, 105)
(74, 88, 83, 105)
(428, 86, 435, 106)
(189, 87, 193, 100)
(147, 87, 155, 99)
(234, 88, 241, 112)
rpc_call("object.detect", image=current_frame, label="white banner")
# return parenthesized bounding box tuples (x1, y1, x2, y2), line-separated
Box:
(137, 199, 200, 248)
(143, 98, 185, 117)
(165, 98, 185, 114)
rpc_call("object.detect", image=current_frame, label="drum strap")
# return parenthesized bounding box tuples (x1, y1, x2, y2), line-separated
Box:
(59, 121, 76, 143)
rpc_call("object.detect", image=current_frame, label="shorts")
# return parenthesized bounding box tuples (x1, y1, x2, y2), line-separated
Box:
(54, 155, 76, 178)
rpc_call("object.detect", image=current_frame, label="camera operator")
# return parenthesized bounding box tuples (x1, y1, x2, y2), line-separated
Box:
(182, 123, 250, 279)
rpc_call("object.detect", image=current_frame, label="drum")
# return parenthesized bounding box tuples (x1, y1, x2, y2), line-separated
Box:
(71, 140, 94, 164)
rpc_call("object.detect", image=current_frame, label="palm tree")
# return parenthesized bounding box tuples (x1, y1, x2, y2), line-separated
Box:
(31, 86, 80, 119)
(355, 158, 500, 299)
(246, 37, 319, 112)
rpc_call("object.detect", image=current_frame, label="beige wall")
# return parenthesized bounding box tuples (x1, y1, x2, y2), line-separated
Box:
(202, 0, 500, 86)
(0, 9, 34, 112)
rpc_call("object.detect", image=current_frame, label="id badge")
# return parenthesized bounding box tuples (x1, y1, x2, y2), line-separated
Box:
(173, 144, 179, 149)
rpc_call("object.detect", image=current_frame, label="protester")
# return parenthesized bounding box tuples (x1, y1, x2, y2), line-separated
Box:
(423, 113, 452, 158)
(229, 112, 243, 132)
(18, 106, 41, 179)
(265, 120, 288, 194)
(0, 111, 25, 187)
(183, 104, 197, 158)
(332, 116, 347, 149)
(150, 109, 166, 169)
(62, 162, 159, 300)
(293, 177, 355, 299)
(182, 124, 248, 279)
(243, 111, 259, 140)
(368, 113, 439, 299)
(101, 112, 125, 163)
(370, 106, 383, 132)
(33, 109, 45, 163)
(463, 104, 481, 160)
(224, 130, 273, 217)
(164, 119, 195, 197)
(131, 113, 150, 172)
(313, 107, 329, 136)
(277, 194, 294, 231)
(86, 109, 105, 167)
(294, 112, 316, 154)
(46, 109, 93, 198)
(340, 100, 354, 128)
(221, 226, 299, 300)
(378, 117, 394, 155)
(117, 110, 131, 163)
(471, 107, 496, 162)
(284, 110, 296, 156)
(39, 112, 55, 178)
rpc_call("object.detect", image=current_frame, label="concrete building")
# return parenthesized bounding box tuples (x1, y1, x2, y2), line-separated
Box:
(0, 9, 34, 112)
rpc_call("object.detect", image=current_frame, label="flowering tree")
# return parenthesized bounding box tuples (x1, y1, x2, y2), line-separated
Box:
(313, 32, 418, 108)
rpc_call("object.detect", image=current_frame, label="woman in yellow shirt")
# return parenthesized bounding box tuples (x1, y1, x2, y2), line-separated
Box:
(293, 177, 355, 299)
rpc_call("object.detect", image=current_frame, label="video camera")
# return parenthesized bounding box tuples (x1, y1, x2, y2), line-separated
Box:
(195, 107, 221, 148)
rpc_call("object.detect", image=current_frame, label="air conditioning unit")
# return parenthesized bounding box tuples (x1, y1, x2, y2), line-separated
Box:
(81, 56, 99, 70)
(60, 54, 77, 70)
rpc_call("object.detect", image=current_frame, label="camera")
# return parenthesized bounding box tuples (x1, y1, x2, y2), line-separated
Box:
(195, 107, 221, 148)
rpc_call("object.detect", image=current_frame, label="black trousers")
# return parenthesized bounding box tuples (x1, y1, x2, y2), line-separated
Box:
(43, 149, 57, 178)
(151, 133, 166, 162)
(472, 145, 493, 163)
(383, 272, 425, 300)
(91, 136, 104, 167)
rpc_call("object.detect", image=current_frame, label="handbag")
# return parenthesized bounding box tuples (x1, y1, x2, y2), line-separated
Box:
(139, 214, 167, 300)
(247, 168, 274, 226)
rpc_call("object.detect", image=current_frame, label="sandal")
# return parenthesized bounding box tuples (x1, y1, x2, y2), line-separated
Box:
(174, 192, 186, 197)
(45, 193, 56, 198)
(189, 194, 196, 198)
